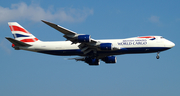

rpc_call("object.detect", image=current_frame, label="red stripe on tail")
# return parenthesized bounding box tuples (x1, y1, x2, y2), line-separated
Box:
(20, 38, 38, 42)
(9, 26, 13, 31)
(34, 38, 39, 41)
(11, 25, 30, 34)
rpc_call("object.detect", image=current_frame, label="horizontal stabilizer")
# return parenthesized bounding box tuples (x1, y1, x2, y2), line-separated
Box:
(5, 37, 32, 47)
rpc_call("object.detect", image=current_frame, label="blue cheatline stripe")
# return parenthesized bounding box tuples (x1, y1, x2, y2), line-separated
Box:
(15, 34, 30, 38)
(38, 49, 84, 56)
(37, 47, 170, 56)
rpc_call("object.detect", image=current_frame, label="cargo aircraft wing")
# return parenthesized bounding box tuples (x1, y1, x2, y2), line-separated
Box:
(42, 20, 97, 43)
(42, 20, 104, 56)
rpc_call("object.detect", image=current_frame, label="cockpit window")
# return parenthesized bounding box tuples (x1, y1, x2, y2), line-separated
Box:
(160, 37, 164, 39)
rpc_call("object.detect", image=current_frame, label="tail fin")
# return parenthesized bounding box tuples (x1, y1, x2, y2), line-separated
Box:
(8, 22, 40, 43)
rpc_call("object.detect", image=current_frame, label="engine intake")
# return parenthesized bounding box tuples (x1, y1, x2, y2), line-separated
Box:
(77, 35, 91, 43)
(101, 56, 117, 63)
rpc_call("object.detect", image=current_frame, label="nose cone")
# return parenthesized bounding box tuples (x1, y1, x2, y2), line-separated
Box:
(165, 40, 175, 48)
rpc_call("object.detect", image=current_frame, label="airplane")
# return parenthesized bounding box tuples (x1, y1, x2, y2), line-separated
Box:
(6, 20, 175, 65)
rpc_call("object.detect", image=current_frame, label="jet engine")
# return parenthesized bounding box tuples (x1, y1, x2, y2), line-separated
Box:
(77, 35, 91, 43)
(85, 57, 100, 65)
(101, 56, 117, 63)
(100, 43, 113, 50)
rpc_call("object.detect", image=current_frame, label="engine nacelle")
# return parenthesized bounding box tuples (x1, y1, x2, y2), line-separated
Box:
(77, 35, 91, 43)
(101, 56, 117, 63)
(85, 57, 100, 65)
(100, 43, 112, 50)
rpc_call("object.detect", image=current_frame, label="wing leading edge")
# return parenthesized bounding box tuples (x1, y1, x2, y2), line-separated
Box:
(41, 20, 76, 35)
(41, 20, 97, 44)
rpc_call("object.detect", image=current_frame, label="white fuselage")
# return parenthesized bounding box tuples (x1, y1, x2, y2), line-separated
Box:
(19, 36, 175, 56)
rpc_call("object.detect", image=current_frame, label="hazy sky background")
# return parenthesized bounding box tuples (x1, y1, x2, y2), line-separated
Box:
(0, 0, 180, 96)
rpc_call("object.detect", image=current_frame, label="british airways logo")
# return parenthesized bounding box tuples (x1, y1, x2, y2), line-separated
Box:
(138, 36, 156, 40)
(118, 39, 147, 45)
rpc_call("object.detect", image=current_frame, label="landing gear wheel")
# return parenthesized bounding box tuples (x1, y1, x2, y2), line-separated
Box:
(156, 55, 160, 59)
(156, 52, 160, 59)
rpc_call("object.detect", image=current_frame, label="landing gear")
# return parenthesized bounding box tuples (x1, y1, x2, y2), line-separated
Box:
(92, 50, 98, 57)
(156, 52, 160, 59)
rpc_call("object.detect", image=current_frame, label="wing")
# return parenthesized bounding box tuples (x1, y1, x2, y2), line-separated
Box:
(42, 20, 119, 56)
(42, 20, 100, 54)
(42, 20, 96, 43)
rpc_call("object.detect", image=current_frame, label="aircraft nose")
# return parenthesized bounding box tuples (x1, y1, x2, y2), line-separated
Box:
(165, 40, 175, 48)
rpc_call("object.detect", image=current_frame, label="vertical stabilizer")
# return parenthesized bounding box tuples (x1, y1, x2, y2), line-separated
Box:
(8, 22, 40, 43)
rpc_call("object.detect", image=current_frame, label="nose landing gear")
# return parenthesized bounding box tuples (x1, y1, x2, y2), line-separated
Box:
(156, 52, 160, 59)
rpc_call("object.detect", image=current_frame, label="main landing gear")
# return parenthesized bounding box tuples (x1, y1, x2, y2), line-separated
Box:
(156, 52, 160, 59)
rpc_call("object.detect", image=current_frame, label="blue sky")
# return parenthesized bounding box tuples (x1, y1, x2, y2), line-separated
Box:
(0, 0, 180, 96)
